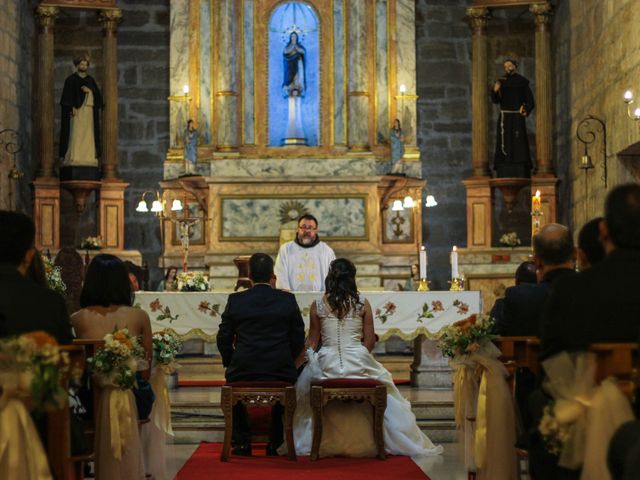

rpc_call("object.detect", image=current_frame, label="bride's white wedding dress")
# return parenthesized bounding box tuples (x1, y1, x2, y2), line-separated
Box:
(291, 296, 443, 458)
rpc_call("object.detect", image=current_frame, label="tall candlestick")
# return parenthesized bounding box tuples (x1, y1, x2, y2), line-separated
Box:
(531, 189, 542, 240)
(419, 246, 427, 279)
(451, 246, 459, 278)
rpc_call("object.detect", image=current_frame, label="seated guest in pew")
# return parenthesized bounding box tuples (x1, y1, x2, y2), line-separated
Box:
(217, 253, 305, 456)
(289, 258, 443, 458)
(490, 259, 536, 326)
(608, 420, 640, 480)
(494, 223, 576, 337)
(577, 216, 605, 271)
(0, 210, 73, 343)
(527, 184, 640, 480)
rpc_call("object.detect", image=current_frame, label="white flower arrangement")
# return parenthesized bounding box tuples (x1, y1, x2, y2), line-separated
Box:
(174, 271, 209, 292)
(499, 231, 521, 247)
(80, 236, 102, 250)
(89, 328, 146, 390)
(539, 402, 571, 456)
(152, 331, 182, 373)
(42, 256, 66, 295)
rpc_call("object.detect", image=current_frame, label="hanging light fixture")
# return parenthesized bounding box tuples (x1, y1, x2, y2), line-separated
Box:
(425, 195, 438, 208)
(391, 200, 404, 211)
(402, 196, 415, 208)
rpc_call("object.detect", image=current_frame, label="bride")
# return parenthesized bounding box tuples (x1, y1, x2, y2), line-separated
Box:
(290, 258, 443, 458)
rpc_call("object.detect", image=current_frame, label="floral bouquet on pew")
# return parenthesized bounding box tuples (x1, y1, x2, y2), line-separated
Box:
(437, 314, 497, 359)
(42, 255, 66, 296)
(152, 330, 182, 374)
(0, 331, 70, 412)
(88, 328, 146, 390)
(174, 271, 210, 292)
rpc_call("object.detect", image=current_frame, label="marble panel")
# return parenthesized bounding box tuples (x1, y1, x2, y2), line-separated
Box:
(375, 0, 389, 145)
(348, 96, 369, 146)
(215, 96, 237, 146)
(164, 161, 210, 180)
(221, 197, 367, 239)
(333, 0, 346, 145)
(396, 0, 417, 146)
(348, 0, 367, 90)
(199, 1, 212, 145)
(209, 157, 386, 177)
(243, 0, 255, 145)
(384, 207, 412, 243)
(170, 0, 189, 149)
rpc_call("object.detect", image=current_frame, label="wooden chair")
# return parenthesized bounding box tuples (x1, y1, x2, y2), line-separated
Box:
(46, 344, 88, 480)
(220, 382, 297, 461)
(310, 379, 387, 461)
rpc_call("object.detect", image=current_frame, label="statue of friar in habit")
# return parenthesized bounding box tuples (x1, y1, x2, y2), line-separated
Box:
(59, 55, 103, 168)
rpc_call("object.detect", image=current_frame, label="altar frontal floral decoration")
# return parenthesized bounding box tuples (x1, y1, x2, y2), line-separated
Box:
(43, 255, 66, 296)
(437, 314, 496, 359)
(89, 328, 146, 390)
(80, 235, 102, 250)
(152, 330, 182, 374)
(0, 331, 70, 412)
(174, 271, 209, 292)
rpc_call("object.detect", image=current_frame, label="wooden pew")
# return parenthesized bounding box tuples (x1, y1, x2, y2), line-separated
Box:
(46, 344, 87, 480)
(588, 343, 638, 398)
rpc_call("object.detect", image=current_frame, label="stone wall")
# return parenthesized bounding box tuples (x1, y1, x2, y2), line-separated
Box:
(553, 0, 640, 231)
(51, 0, 169, 284)
(0, 0, 35, 213)
(415, 0, 471, 289)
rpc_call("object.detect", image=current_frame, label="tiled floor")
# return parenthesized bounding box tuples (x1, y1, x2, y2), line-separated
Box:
(168, 385, 466, 479)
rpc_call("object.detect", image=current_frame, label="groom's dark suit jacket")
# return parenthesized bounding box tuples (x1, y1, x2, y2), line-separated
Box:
(217, 283, 305, 384)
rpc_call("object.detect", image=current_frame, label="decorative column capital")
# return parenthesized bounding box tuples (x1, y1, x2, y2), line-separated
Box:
(98, 8, 123, 34)
(465, 7, 490, 34)
(530, 3, 553, 31)
(35, 5, 59, 31)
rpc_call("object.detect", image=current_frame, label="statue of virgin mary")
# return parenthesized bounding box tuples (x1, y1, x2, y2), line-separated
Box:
(282, 31, 306, 97)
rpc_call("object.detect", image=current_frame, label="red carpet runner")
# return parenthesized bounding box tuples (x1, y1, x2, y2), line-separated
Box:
(176, 442, 431, 479)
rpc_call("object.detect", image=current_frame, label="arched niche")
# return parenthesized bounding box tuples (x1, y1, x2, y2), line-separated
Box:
(268, 1, 320, 147)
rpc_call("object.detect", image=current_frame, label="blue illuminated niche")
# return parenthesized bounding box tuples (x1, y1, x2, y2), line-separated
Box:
(268, 2, 319, 147)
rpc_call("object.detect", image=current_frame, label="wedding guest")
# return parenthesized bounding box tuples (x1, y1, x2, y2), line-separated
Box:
(577, 216, 605, 270)
(124, 260, 143, 291)
(27, 249, 48, 288)
(489, 259, 536, 326)
(72, 254, 153, 479)
(0, 210, 73, 343)
(157, 266, 178, 292)
(494, 224, 575, 337)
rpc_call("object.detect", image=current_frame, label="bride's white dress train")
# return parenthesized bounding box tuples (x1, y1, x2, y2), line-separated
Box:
(291, 297, 443, 458)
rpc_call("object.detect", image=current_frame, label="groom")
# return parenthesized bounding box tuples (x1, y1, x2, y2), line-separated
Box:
(217, 253, 305, 456)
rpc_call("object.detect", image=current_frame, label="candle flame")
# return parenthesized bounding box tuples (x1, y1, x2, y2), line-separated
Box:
(420, 245, 425, 251)
(453, 246, 457, 252)
(535, 190, 541, 198)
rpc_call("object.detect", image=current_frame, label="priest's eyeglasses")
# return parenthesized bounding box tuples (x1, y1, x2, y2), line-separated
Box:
(298, 224, 317, 231)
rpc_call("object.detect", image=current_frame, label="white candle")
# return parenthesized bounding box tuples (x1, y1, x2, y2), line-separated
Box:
(419, 246, 427, 279)
(451, 246, 459, 278)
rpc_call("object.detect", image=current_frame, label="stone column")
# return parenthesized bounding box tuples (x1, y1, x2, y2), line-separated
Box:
(99, 9, 123, 180)
(347, 0, 369, 151)
(530, 2, 554, 176)
(35, 5, 58, 179)
(214, 0, 238, 152)
(466, 7, 491, 178)
(396, 0, 419, 160)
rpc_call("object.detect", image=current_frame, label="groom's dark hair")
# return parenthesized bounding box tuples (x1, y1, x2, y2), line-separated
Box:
(0, 210, 35, 266)
(249, 253, 274, 283)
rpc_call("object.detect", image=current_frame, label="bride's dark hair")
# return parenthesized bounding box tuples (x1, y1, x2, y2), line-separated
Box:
(324, 258, 362, 317)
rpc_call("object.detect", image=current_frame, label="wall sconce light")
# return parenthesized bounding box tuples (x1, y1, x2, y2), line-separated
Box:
(136, 190, 183, 216)
(402, 195, 415, 208)
(425, 195, 438, 208)
(391, 200, 404, 211)
(623, 90, 640, 119)
(390, 196, 415, 211)
(576, 115, 608, 187)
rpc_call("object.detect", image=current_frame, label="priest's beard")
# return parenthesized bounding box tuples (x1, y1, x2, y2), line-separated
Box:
(295, 233, 320, 248)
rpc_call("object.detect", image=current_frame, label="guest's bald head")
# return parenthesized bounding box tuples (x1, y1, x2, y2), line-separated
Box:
(533, 223, 575, 267)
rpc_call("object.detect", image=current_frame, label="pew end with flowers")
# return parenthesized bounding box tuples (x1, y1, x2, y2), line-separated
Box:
(437, 314, 517, 480)
(0, 331, 79, 479)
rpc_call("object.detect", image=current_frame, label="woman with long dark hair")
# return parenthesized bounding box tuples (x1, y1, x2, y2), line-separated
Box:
(289, 258, 443, 458)
(71, 254, 151, 479)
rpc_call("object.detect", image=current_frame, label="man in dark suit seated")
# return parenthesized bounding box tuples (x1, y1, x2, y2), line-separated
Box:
(217, 253, 305, 457)
(494, 223, 576, 337)
(489, 260, 536, 326)
(0, 210, 73, 343)
(528, 184, 640, 479)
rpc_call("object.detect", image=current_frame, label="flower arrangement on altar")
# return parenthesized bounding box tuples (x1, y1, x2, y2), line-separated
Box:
(0, 331, 70, 412)
(437, 314, 496, 359)
(79, 235, 102, 250)
(152, 330, 182, 373)
(89, 328, 146, 390)
(42, 255, 66, 295)
(174, 271, 209, 292)
(498, 231, 521, 248)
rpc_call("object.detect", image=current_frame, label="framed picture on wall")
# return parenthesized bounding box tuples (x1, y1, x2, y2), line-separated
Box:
(382, 205, 415, 244)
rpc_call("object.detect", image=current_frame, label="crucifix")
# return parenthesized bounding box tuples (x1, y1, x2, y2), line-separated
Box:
(178, 218, 199, 272)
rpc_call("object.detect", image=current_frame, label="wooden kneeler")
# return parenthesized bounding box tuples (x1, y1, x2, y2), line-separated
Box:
(310, 379, 387, 461)
(220, 382, 297, 461)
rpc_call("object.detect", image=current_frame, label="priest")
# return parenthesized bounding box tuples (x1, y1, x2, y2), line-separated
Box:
(274, 214, 335, 292)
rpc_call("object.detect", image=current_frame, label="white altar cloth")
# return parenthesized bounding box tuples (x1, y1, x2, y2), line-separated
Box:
(135, 291, 481, 342)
